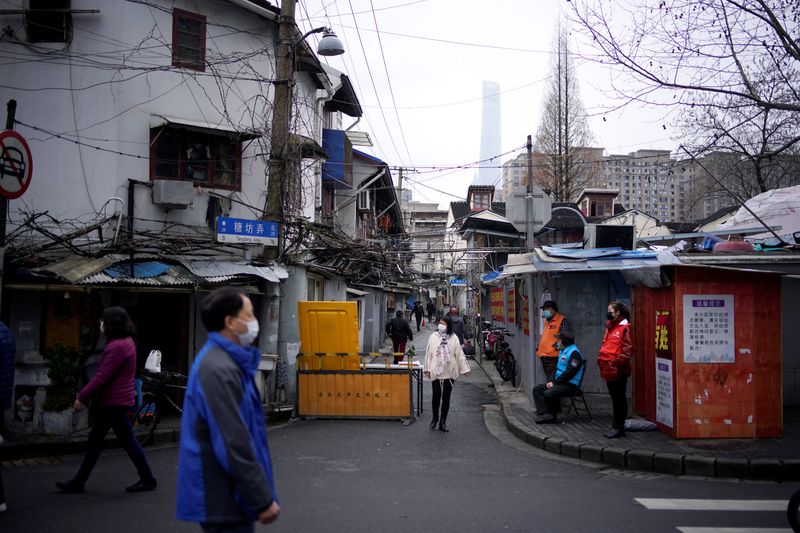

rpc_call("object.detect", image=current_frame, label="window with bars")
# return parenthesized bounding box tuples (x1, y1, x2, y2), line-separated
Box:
(26, 0, 70, 43)
(150, 128, 241, 190)
(172, 9, 206, 71)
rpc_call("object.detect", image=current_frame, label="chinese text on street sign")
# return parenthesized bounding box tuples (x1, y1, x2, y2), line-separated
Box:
(682, 295, 735, 363)
(216, 216, 278, 246)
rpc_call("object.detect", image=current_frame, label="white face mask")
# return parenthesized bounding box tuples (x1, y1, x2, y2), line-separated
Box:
(437, 324, 447, 333)
(236, 318, 260, 345)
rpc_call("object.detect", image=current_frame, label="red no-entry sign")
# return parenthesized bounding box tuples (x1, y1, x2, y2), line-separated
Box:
(0, 129, 32, 199)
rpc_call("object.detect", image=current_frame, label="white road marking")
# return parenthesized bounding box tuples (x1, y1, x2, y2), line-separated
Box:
(677, 528, 791, 533)
(636, 498, 786, 511)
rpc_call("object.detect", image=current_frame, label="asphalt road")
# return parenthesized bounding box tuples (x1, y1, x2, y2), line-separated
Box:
(1, 358, 796, 533)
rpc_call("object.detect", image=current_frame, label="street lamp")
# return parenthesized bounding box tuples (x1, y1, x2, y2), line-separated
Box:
(262, 0, 346, 262)
(296, 27, 345, 57)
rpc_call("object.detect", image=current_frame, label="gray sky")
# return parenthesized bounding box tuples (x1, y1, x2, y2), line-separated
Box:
(298, 0, 676, 209)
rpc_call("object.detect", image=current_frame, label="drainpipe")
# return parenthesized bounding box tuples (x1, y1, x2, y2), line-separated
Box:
(128, 179, 135, 277)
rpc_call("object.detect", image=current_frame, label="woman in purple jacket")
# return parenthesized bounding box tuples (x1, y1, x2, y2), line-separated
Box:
(55, 306, 156, 494)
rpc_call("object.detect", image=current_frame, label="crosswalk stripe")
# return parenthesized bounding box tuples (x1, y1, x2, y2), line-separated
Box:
(635, 498, 786, 511)
(677, 528, 791, 533)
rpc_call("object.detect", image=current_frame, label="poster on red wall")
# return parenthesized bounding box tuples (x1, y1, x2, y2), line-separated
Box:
(655, 310, 672, 359)
(682, 294, 735, 363)
(490, 287, 505, 322)
(507, 287, 516, 324)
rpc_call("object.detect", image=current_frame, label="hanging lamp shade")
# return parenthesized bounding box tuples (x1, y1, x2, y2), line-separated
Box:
(317, 29, 344, 56)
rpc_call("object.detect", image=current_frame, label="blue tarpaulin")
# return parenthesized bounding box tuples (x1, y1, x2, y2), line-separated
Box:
(481, 270, 501, 282)
(104, 261, 172, 279)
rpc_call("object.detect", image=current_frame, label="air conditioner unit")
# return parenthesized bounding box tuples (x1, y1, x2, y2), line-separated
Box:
(152, 179, 194, 209)
(585, 224, 634, 250)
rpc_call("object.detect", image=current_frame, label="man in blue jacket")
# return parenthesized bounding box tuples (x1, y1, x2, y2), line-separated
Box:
(177, 287, 279, 531)
(532, 332, 584, 424)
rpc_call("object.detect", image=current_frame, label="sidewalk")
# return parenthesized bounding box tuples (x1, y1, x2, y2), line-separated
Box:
(0, 407, 293, 462)
(478, 356, 800, 482)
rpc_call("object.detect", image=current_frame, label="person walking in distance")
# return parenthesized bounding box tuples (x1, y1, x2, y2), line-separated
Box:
(424, 316, 470, 432)
(387, 310, 413, 364)
(447, 306, 467, 346)
(413, 302, 424, 332)
(426, 301, 436, 323)
(598, 301, 633, 439)
(0, 321, 15, 512)
(56, 307, 157, 494)
(177, 287, 279, 531)
(536, 301, 570, 381)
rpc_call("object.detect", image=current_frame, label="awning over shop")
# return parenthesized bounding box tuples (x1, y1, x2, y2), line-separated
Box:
(80, 263, 196, 287)
(30, 254, 115, 283)
(486, 247, 679, 282)
(150, 115, 261, 140)
(178, 259, 289, 283)
(481, 270, 501, 283)
(24, 255, 290, 287)
(346, 287, 368, 297)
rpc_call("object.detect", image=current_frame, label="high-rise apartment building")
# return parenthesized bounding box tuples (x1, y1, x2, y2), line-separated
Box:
(402, 201, 449, 275)
(502, 147, 759, 222)
(601, 149, 679, 221)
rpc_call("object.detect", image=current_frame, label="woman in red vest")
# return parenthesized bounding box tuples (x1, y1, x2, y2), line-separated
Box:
(598, 301, 632, 439)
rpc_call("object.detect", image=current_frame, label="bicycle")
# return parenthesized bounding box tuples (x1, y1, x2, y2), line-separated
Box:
(130, 369, 188, 446)
(492, 330, 517, 387)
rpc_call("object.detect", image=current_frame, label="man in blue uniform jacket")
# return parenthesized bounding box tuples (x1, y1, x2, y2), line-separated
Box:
(532, 332, 584, 424)
(177, 287, 279, 531)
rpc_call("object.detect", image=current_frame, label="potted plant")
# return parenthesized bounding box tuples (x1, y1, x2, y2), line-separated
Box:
(42, 343, 86, 435)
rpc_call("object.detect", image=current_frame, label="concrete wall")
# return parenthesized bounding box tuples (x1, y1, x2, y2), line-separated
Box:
(0, 0, 321, 242)
(782, 277, 800, 407)
(530, 271, 631, 396)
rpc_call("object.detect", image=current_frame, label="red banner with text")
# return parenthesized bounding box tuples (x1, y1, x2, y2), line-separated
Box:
(490, 287, 505, 322)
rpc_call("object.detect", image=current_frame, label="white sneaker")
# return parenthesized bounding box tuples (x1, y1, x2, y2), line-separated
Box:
(0, 502, 7, 512)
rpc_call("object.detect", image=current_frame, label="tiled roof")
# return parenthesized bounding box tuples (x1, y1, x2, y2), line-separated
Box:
(695, 205, 739, 227)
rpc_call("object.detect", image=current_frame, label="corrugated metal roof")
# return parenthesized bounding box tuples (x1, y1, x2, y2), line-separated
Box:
(31, 255, 115, 283)
(179, 259, 289, 283)
(80, 264, 196, 286)
(104, 261, 172, 279)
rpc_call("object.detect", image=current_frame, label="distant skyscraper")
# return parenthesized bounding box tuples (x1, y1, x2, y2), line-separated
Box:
(475, 80, 501, 186)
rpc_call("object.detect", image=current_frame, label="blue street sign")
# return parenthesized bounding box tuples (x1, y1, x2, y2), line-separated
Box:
(449, 277, 468, 286)
(216, 216, 278, 246)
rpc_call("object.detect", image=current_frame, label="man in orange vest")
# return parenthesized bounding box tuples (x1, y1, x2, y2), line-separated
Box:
(536, 300, 570, 381)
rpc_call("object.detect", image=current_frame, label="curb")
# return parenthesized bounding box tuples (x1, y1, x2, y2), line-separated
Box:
(499, 398, 797, 482)
(2, 410, 291, 462)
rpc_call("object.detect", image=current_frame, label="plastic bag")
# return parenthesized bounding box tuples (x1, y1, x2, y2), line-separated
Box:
(145, 350, 162, 373)
(624, 418, 657, 431)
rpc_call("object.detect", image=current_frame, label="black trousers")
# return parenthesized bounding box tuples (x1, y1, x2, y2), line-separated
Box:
(415, 315, 423, 331)
(532, 382, 577, 416)
(431, 379, 454, 421)
(540, 357, 558, 381)
(74, 405, 155, 485)
(606, 374, 629, 430)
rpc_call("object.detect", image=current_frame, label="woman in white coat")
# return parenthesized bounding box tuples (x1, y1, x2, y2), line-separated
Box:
(424, 316, 471, 432)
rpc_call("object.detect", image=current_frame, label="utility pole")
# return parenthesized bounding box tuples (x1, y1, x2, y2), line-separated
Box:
(262, 0, 297, 263)
(526, 134, 534, 251)
(0, 100, 16, 313)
